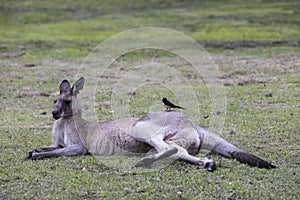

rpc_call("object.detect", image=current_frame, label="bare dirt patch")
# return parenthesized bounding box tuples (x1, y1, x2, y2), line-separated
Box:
(216, 53, 300, 86)
(17, 88, 56, 98)
(203, 41, 300, 50)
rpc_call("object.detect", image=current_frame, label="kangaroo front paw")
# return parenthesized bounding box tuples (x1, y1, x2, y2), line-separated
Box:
(24, 149, 38, 160)
(24, 151, 33, 160)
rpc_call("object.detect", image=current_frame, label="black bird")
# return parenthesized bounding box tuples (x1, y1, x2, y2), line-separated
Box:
(162, 97, 185, 111)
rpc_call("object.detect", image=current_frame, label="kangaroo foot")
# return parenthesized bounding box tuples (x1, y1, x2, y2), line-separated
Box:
(204, 160, 216, 172)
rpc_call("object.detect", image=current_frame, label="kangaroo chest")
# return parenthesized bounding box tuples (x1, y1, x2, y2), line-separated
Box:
(52, 118, 83, 147)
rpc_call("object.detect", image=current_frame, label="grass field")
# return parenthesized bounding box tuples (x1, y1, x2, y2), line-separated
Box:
(0, 0, 299, 199)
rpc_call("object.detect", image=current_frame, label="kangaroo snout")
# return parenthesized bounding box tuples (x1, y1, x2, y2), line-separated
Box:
(52, 110, 60, 120)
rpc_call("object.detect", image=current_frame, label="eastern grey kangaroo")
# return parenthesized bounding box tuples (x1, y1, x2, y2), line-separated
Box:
(25, 77, 276, 171)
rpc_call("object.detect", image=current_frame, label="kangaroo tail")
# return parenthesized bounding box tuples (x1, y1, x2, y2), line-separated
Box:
(212, 138, 276, 169)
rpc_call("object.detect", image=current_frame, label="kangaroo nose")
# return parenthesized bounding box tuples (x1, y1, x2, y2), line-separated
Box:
(52, 111, 60, 119)
(52, 111, 59, 115)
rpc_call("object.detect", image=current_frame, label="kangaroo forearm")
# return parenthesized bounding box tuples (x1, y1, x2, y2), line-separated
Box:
(31, 145, 87, 159)
(34, 146, 62, 153)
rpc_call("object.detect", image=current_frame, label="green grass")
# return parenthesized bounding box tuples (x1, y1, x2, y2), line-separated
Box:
(1, 0, 299, 60)
(1, 0, 300, 199)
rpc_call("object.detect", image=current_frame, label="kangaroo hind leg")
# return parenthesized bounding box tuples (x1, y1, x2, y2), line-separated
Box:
(133, 136, 216, 172)
(166, 141, 216, 172)
(133, 147, 178, 168)
(133, 136, 178, 168)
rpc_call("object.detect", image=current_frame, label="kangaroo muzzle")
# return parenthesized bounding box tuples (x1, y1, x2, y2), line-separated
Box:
(52, 110, 61, 120)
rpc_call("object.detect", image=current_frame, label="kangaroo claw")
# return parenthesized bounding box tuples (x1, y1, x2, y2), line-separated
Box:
(24, 149, 38, 160)
(24, 151, 33, 160)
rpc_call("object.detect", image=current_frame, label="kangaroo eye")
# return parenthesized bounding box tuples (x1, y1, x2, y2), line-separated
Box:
(54, 100, 57, 104)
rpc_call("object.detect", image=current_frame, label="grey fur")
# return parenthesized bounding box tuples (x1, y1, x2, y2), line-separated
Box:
(25, 77, 276, 171)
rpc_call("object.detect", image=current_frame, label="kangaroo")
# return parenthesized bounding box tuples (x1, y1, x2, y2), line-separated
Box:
(25, 77, 276, 171)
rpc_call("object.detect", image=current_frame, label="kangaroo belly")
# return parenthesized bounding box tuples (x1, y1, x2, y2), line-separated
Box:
(84, 118, 150, 155)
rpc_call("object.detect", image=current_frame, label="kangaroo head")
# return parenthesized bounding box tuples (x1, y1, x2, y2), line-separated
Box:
(52, 77, 85, 120)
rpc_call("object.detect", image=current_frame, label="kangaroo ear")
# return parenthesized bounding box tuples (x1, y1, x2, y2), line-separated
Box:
(71, 77, 85, 96)
(60, 80, 71, 94)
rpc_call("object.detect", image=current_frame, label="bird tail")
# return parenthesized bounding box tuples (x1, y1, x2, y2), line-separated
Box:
(211, 138, 276, 169)
(176, 106, 185, 110)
